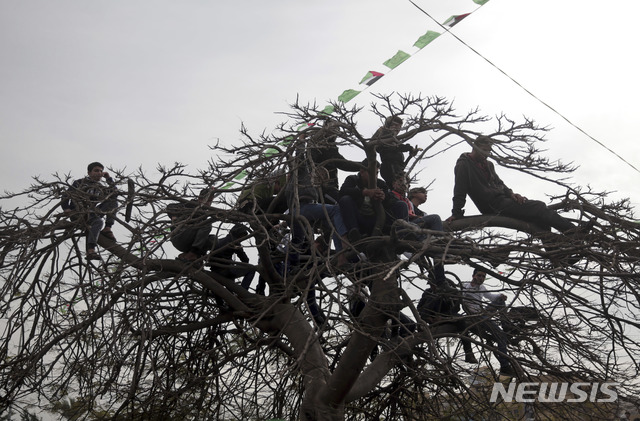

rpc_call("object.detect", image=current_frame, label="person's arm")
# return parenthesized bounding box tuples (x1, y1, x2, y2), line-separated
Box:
(103, 172, 114, 185)
(478, 284, 506, 303)
(60, 187, 73, 212)
(339, 175, 362, 199)
(449, 160, 469, 220)
(399, 143, 415, 153)
(334, 158, 362, 173)
(60, 179, 81, 213)
(102, 173, 119, 202)
(318, 147, 362, 173)
(377, 179, 393, 205)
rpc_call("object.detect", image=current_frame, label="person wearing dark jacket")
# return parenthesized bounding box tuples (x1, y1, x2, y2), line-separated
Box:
(237, 170, 288, 215)
(338, 158, 393, 238)
(447, 136, 575, 234)
(60, 161, 118, 260)
(308, 120, 362, 203)
(208, 224, 256, 291)
(284, 152, 349, 267)
(418, 283, 477, 363)
(373, 116, 418, 187)
(167, 188, 216, 263)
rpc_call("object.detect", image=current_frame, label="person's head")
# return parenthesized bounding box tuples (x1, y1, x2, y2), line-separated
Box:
(471, 136, 493, 162)
(87, 162, 104, 181)
(359, 158, 380, 182)
(392, 173, 410, 195)
(198, 188, 214, 204)
(408, 187, 427, 205)
(319, 118, 339, 142)
(471, 268, 487, 285)
(384, 116, 403, 132)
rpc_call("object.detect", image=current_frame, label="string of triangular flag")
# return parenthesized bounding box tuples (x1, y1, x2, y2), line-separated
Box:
(221, 0, 490, 191)
(322, 0, 489, 114)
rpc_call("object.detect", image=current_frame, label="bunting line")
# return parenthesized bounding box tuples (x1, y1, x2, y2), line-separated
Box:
(322, 0, 490, 114)
(222, 0, 491, 188)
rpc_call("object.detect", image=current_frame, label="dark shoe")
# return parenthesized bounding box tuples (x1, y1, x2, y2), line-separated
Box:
(100, 229, 116, 241)
(176, 252, 203, 268)
(86, 252, 101, 261)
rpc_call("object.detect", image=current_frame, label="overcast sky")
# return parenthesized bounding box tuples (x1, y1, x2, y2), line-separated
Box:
(2, 0, 639, 220)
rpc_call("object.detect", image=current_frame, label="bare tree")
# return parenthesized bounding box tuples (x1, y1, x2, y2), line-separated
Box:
(1, 94, 639, 420)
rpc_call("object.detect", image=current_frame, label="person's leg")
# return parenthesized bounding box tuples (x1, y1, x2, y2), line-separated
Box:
(497, 198, 575, 233)
(415, 214, 444, 232)
(170, 228, 197, 253)
(288, 211, 311, 268)
(349, 298, 366, 317)
(385, 200, 410, 237)
(190, 226, 214, 255)
(98, 197, 118, 229)
(380, 162, 394, 188)
(387, 200, 409, 222)
(478, 317, 511, 372)
(412, 214, 450, 286)
(453, 319, 478, 363)
(300, 203, 348, 253)
(306, 287, 326, 326)
(324, 204, 348, 252)
(86, 214, 105, 251)
(171, 226, 214, 260)
(358, 211, 377, 237)
(338, 196, 360, 232)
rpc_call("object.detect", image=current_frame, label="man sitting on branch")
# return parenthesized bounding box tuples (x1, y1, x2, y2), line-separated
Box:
(446, 135, 577, 235)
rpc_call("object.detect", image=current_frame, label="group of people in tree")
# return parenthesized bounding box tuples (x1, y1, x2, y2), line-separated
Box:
(59, 115, 585, 378)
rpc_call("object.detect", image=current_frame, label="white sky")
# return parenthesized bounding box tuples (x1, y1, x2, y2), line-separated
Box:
(1, 0, 639, 218)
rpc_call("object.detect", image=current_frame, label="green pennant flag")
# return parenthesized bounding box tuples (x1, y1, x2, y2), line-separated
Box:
(473, 0, 490, 4)
(234, 170, 248, 180)
(321, 105, 335, 115)
(264, 147, 279, 157)
(383, 50, 410, 69)
(413, 30, 441, 49)
(338, 89, 361, 103)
